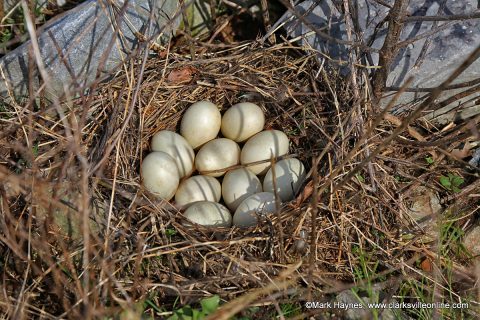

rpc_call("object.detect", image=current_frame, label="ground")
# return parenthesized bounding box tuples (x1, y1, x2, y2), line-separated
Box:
(0, 1, 479, 319)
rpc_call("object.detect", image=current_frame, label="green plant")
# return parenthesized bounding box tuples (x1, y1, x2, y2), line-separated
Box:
(439, 221, 465, 256)
(166, 228, 177, 238)
(0, 27, 13, 43)
(168, 295, 220, 320)
(32, 141, 39, 157)
(355, 173, 365, 183)
(439, 173, 464, 193)
(0, 102, 13, 119)
(144, 298, 164, 314)
(350, 245, 382, 319)
(425, 156, 434, 165)
(279, 302, 302, 318)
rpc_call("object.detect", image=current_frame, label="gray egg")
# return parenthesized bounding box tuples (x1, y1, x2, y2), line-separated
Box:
(263, 158, 306, 202)
(222, 168, 263, 211)
(233, 192, 276, 228)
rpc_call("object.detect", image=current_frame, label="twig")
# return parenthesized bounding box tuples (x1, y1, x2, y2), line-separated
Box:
(372, 0, 408, 101)
(403, 11, 480, 22)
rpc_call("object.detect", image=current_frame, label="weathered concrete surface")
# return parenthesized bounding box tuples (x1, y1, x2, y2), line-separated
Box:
(184, 0, 213, 36)
(34, 180, 106, 243)
(406, 186, 443, 243)
(0, 0, 180, 101)
(464, 225, 480, 257)
(337, 289, 406, 320)
(281, 0, 480, 125)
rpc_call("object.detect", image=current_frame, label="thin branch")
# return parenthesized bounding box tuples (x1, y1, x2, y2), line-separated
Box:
(403, 11, 480, 22)
(372, 0, 408, 101)
(386, 78, 480, 92)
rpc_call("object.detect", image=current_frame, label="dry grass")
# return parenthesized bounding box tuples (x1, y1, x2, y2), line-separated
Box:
(0, 11, 479, 320)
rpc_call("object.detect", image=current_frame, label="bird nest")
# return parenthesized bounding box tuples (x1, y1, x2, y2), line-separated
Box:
(0, 39, 478, 319)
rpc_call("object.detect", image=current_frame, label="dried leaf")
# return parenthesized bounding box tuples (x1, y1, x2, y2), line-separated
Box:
(167, 67, 197, 84)
(420, 258, 433, 272)
(295, 180, 313, 206)
(450, 142, 472, 159)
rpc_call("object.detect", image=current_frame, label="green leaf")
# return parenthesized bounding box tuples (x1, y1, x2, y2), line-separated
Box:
(166, 228, 177, 237)
(439, 176, 452, 190)
(425, 157, 434, 164)
(355, 173, 365, 183)
(168, 306, 194, 320)
(450, 175, 464, 188)
(191, 308, 203, 320)
(144, 299, 163, 313)
(200, 295, 220, 314)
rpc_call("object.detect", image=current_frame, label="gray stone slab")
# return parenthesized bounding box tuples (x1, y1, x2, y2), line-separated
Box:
(464, 225, 480, 257)
(0, 0, 180, 101)
(281, 0, 480, 124)
(336, 289, 406, 320)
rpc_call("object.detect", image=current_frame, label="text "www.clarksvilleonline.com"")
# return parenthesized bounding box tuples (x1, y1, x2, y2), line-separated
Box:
(305, 301, 469, 310)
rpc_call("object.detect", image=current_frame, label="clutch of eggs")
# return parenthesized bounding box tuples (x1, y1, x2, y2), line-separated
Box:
(140, 100, 306, 228)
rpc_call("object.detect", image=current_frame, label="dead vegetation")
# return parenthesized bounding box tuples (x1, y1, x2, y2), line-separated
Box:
(0, 1, 479, 319)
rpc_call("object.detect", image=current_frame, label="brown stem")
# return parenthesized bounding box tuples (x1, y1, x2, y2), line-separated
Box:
(372, 0, 408, 102)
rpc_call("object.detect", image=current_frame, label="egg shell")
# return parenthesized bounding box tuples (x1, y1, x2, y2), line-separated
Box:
(233, 192, 276, 228)
(141, 151, 179, 200)
(195, 138, 240, 177)
(240, 130, 289, 175)
(222, 168, 262, 211)
(263, 158, 306, 202)
(183, 201, 232, 227)
(151, 130, 195, 178)
(180, 101, 221, 149)
(175, 175, 221, 208)
(221, 102, 265, 142)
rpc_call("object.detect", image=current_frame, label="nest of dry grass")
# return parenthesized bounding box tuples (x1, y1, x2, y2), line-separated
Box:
(0, 38, 479, 319)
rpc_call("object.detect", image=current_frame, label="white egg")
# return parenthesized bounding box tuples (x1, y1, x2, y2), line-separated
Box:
(195, 138, 240, 177)
(221, 102, 265, 142)
(180, 101, 221, 149)
(240, 130, 289, 175)
(233, 192, 276, 228)
(175, 175, 221, 208)
(151, 130, 195, 178)
(141, 152, 179, 200)
(183, 201, 232, 227)
(263, 158, 306, 202)
(222, 168, 262, 211)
